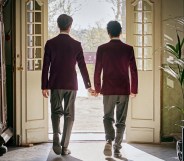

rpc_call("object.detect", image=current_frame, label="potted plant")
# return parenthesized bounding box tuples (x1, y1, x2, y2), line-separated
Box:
(160, 28, 184, 161)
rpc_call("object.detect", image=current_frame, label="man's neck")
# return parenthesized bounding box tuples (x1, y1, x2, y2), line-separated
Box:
(60, 30, 69, 34)
(111, 37, 120, 40)
(60, 31, 69, 35)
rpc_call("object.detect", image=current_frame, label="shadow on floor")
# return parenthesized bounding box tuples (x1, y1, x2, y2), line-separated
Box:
(128, 142, 178, 161)
(105, 156, 131, 161)
(47, 150, 83, 161)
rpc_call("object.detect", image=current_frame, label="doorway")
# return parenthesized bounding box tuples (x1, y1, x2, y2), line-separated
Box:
(48, 0, 126, 140)
(14, 0, 161, 145)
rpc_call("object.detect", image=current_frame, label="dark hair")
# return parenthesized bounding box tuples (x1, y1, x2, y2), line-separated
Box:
(57, 14, 73, 31)
(107, 21, 122, 37)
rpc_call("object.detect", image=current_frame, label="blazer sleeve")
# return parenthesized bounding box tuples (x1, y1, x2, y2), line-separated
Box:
(94, 47, 102, 93)
(129, 47, 138, 94)
(77, 43, 91, 89)
(41, 41, 51, 89)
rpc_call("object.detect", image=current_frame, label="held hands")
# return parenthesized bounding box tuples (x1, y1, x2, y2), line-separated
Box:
(88, 88, 99, 97)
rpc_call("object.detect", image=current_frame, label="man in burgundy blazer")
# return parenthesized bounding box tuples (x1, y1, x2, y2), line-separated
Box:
(94, 21, 138, 158)
(41, 14, 92, 155)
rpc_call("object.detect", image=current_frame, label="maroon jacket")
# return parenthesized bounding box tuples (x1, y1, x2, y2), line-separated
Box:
(41, 34, 91, 90)
(94, 39, 138, 95)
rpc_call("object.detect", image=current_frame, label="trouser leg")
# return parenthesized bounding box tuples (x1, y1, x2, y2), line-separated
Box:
(50, 89, 64, 154)
(114, 95, 129, 150)
(61, 90, 76, 148)
(50, 89, 64, 134)
(103, 95, 117, 141)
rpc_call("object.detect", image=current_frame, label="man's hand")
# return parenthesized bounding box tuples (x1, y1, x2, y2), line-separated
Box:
(92, 92, 99, 97)
(42, 89, 49, 98)
(88, 88, 100, 96)
(130, 93, 136, 98)
(88, 88, 96, 95)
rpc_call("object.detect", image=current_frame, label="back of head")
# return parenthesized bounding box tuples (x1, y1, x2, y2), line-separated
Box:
(107, 21, 122, 37)
(57, 14, 73, 31)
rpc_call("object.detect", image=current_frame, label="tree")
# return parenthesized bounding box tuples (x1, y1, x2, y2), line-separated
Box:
(71, 22, 109, 52)
(48, 0, 81, 38)
(105, 0, 126, 33)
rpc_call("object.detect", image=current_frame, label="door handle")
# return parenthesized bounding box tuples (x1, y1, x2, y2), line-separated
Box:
(17, 66, 24, 71)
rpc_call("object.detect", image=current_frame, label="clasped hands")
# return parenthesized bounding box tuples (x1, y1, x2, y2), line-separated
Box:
(88, 88, 99, 97)
(88, 88, 136, 98)
(43, 88, 136, 98)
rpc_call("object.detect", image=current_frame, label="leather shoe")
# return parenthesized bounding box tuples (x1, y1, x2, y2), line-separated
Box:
(62, 147, 71, 155)
(104, 140, 112, 156)
(53, 133, 62, 155)
(114, 149, 122, 158)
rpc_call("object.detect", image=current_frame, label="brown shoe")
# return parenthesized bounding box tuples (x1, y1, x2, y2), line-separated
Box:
(53, 133, 62, 155)
(62, 147, 71, 155)
(114, 149, 122, 158)
(103, 140, 112, 156)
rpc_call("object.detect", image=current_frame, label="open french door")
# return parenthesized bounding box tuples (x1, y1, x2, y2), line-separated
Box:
(126, 0, 161, 143)
(15, 0, 48, 145)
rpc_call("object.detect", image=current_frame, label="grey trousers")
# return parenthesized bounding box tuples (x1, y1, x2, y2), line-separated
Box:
(103, 95, 129, 150)
(50, 89, 77, 148)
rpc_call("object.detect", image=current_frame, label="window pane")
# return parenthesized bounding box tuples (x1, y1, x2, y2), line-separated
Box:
(134, 12, 142, 23)
(135, 35, 143, 46)
(144, 23, 152, 34)
(27, 0, 34, 10)
(136, 59, 143, 70)
(135, 23, 142, 34)
(144, 47, 152, 58)
(35, 48, 41, 58)
(28, 48, 34, 59)
(35, 0, 42, 10)
(35, 24, 41, 34)
(144, 59, 152, 70)
(143, 1, 152, 11)
(27, 24, 34, 34)
(144, 12, 152, 23)
(28, 36, 34, 47)
(35, 36, 41, 46)
(35, 60, 42, 70)
(35, 12, 41, 22)
(144, 35, 152, 46)
(27, 12, 34, 23)
(134, 1, 142, 11)
(28, 60, 34, 71)
(135, 47, 143, 58)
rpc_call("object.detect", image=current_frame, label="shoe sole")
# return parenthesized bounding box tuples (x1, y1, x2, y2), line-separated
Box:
(53, 145, 62, 155)
(61, 151, 71, 155)
(104, 144, 112, 156)
(114, 153, 122, 158)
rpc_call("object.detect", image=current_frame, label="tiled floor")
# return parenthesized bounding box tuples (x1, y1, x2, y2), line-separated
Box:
(0, 141, 178, 161)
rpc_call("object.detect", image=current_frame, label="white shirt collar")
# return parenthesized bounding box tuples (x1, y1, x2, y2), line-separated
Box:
(60, 32, 69, 35)
(111, 37, 120, 40)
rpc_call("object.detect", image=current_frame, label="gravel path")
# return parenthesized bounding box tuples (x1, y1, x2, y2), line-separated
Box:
(48, 96, 104, 133)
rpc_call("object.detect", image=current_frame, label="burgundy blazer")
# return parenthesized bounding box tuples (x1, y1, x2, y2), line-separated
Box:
(94, 39, 138, 95)
(41, 34, 91, 90)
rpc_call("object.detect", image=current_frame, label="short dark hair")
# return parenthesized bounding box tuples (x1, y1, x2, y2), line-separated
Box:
(107, 21, 122, 37)
(57, 14, 73, 31)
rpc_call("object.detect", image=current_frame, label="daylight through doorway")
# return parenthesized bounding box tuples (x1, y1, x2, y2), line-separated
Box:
(48, 0, 126, 138)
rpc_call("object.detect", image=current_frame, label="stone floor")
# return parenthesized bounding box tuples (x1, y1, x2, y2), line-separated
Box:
(0, 141, 178, 161)
(3, 94, 179, 161)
